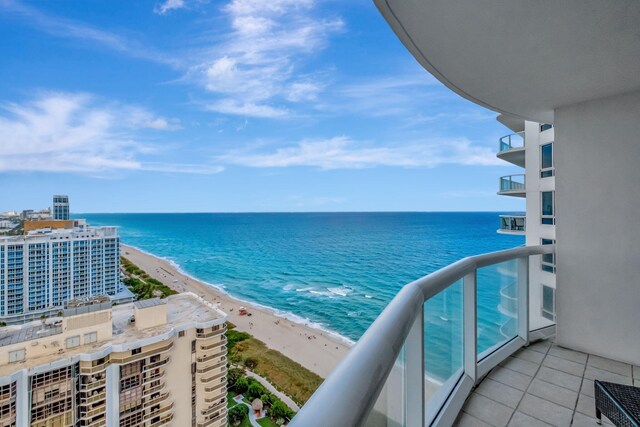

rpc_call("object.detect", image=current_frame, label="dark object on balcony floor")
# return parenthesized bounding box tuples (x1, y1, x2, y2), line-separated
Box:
(594, 380, 640, 426)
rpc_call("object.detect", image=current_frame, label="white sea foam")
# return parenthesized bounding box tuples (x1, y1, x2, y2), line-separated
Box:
(327, 286, 353, 297)
(295, 287, 314, 292)
(121, 243, 356, 346)
(364, 294, 373, 299)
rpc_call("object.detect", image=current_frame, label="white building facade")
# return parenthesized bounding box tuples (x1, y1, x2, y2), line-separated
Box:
(497, 120, 557, 332)
(0, 227, 120, 323)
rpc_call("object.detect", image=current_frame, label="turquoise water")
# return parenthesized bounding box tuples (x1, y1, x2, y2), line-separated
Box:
(80, 212, 523, 380)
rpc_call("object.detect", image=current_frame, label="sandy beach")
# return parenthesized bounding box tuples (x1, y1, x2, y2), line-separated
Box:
(121, 244, 351, 378)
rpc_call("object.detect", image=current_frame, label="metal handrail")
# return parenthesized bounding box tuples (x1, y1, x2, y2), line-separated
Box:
(499, 131, 525, 152)
(290, 244, 555, 427)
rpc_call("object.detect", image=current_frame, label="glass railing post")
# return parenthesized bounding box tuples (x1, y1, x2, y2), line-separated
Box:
(463, 271, 477, 382)
(517, 257, 530, 345)
(405, 308, 424, 427)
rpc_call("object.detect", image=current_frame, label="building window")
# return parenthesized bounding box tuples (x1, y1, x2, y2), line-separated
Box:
(178, 330, 185, 338)
(84, 332, 97, 345)
(542, 285, 556, 321)
(66, 336, 80, 349)
(540, 123, 553, 132)
(541, 191, 555, 225)
(8, 349, 25, 363)
(44, 389, 60, 400)
(541, 143, 554, 178)
(131, 348, 141, 355)
(541, 238, 556, 273)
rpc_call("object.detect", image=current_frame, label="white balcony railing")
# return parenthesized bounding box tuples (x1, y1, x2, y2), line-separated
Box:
(498, 174, 525, 195)
(290, 245, 555, 427)
(498, 131, 525, 153)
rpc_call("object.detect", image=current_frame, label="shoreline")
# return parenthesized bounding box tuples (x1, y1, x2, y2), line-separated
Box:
(121, 244, 351, 378)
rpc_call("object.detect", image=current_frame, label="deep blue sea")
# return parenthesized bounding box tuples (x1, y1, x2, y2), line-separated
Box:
(80, 212, 523, 381)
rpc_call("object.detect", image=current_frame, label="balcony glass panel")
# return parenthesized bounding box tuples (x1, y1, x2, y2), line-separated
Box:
(477, 260, 518, 356)
(499, 175, 525, 192)
(499, 132, 524, 152)
(499, 215, 525, 232)
(364, 348, 406, 427)
(425, 279, 463, 422)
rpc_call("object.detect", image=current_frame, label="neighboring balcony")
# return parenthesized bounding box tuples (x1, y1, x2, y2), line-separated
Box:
(498, 214, 526, 235)
(498, 174, 526, 197)
(497, 132, 525, 167)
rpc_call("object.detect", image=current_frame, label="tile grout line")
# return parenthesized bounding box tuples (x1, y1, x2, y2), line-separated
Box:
(504, 341, 553, 426)
(570, 353, 590, 426)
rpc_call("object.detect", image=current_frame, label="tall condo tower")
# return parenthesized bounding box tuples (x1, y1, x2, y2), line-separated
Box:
(0, 226, 124, 324)
(53, 195, 70, 220)
(0, 294, 228, 427)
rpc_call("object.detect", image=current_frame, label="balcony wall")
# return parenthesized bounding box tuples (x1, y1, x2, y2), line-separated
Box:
(555, 89, 640, 366)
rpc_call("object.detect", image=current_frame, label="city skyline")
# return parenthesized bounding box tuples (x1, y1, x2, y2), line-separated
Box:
(0, 0, 523, 213)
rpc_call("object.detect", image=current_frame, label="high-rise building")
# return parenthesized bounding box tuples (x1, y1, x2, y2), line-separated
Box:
(0, 293, 228, 427)
(496, 120, 556, 331)
(52, 195, 70, 221)
(0, 226, 123, 324)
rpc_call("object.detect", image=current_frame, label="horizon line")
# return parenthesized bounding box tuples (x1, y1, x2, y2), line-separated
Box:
(71, 210, 524, 215)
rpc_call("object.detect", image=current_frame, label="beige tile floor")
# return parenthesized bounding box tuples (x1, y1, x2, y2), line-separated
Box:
(455, 339, 639, 426)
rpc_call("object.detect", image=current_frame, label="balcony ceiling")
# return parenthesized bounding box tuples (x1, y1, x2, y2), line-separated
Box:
(497, 114, 524, 133)
(374, 0, 640, 123)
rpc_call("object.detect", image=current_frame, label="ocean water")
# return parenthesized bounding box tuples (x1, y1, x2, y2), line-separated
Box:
(80, 212, 523, 380)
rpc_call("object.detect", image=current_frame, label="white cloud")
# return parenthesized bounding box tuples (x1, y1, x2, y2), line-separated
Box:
(191, 0, 343, 117)
(0, 92, 219, 174)
(0, 0, 178, 66)
(205, 99, 289, 119)
(154, 0, 186, 15)
(217, 136, 502, 170)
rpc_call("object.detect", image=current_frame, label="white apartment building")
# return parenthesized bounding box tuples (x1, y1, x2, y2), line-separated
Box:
(0, 226, 122, 323)
(496, 119, 557, 332)
(0, 293, 228, 427)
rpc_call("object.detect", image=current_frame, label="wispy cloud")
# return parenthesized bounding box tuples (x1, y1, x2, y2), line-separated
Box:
(0, 0, 179, 66)
(217, 136, 502, 170)
(189, 0, 343, 118)
(0, 92, 220, 174)
(154, 0, 186, 15)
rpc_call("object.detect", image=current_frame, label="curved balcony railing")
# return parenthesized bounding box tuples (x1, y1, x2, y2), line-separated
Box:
(290, 245, 555, 427)
(498, 174, 525, 195)
(498, 214, 526, 234)
(498, 131, 525, 153)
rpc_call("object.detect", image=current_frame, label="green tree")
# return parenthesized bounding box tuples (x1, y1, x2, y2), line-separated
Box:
(270, 400, 290, 421)
(227, 368, 245, 386)
(234, 377, 249, 393)
(247, 382, 266, 399)
(228, 404, 248, 425)
(260, 393, 272, 407)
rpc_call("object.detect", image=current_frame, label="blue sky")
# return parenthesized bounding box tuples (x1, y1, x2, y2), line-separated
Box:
(0, 0, 523, 213)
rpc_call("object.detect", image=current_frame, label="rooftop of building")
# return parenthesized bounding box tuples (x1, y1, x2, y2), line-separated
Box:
(111, 294, 225, 342)
(0, 223, 118, 242)
(0, 293, 226, 377)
